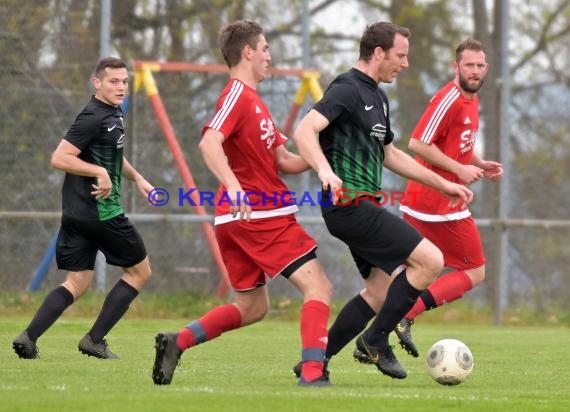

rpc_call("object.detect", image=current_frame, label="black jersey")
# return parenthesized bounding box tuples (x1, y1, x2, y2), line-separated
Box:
(313, 68, 394, 199)
(61, 96, 126, 220)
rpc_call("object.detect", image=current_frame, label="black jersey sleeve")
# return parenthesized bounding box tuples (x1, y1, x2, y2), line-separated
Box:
(64, 110, 101, 152)
(313, 78, 358, 123)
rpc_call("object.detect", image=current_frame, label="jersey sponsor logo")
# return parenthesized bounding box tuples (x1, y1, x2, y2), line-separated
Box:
(365, 105, 374, 111)
(107, 124, 117, 132)
(260, 117, 277, 149)
(459, 129, 477, 154)
(116, 133, 126, 149)
(371, 123, 386, 144)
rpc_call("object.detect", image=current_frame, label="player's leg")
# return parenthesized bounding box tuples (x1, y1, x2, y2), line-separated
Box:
(79, 216, 149, 359)
(322, 264, 391, 366)
(12, 270, 93, 359)
(354, 222, 441, 378)
(396, 216, 485, 357)
(152, 288, 261, 385)
(323, 201, 431, 378)
(287, 255, 332, 386)
(13, 218, 96, 359)
(404, 216, 485, 319)
(153, 221, 263, 385)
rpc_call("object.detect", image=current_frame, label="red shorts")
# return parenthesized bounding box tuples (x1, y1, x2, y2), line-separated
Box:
(403, 214, 485, 270)
(215, 215, 317, 291)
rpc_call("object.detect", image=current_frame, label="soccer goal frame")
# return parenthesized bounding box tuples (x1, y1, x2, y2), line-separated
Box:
(132, 60, 324, 298)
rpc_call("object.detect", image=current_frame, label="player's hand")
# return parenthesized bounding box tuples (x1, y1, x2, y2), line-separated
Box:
(481, 160, 503, 181)
(91, 171, 112, 199)
(135, 176, 154, 198)
(443, 182, 473, 209)
(227, 187, 251, 222)
(318, 170, 343, 205)
(456, 164, 484, 185)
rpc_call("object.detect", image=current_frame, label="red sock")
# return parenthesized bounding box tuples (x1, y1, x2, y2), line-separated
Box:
(176, 304, 242, 350)
(406, 271, 473, 319)
(300, 300, 330, 382)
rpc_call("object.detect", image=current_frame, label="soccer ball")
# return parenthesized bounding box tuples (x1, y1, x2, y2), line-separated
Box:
(426, 338, 474, 385)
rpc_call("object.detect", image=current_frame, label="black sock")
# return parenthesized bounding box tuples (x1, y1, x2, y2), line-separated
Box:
(26, 286, 74, 341)
(326, 294, 376, 359)
(418, 290, 437, 311)
(364, 270, 422, 347)
(88, 279, 139, 343)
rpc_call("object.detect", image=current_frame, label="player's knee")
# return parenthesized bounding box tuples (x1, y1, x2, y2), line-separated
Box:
(140, 266, 152, 283)
(408, 240, 444, 288)
(426, 247, 444, 280)
(467, 266, 485, 286)
(126, 258, 152, 285)
(239, 302, 268, 325)
(63, 272, 92, 298)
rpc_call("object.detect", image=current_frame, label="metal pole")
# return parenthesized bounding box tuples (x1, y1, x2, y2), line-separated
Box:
(496, 0, 511, 325)
(301, 0, 311, 68)
(95, 0, 112, 292)
(299, 0, 312, 200)
(99, 0, 111, 57)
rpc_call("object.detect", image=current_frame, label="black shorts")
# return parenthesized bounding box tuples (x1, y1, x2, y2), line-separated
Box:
(322, 198, 422, 278)
(56, 214, 147, 271)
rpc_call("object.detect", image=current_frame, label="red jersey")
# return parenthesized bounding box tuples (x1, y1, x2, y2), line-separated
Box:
(401, 82, 479, 221)
(202, 79, 293, 218)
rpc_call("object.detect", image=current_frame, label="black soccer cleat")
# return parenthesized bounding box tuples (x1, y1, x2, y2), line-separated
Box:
(394, 318, 419, 358)
(298, 373, 332, 387)
(292, 359, 330, 379)
(353, 334, 407, 379)
(152, 332, 182, 385)
(78, 334, 119, 359)
(13, 331, 39, 359)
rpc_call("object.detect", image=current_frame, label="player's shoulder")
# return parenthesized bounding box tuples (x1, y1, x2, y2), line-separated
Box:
(430, 82, 460, 104)
(81, 97, 116, 118)
(72, 99, 113, 130)
(325, 70, 361, 98)
(219, 78, 256, 105)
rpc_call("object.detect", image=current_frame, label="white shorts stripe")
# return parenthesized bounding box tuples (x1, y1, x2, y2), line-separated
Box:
(400, 205, 471, 222)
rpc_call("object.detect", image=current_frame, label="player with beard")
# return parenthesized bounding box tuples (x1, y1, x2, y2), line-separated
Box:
(395, 39, 504, 357)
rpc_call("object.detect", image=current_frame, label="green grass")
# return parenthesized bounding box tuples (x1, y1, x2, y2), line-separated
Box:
(1, 316, 569, 412)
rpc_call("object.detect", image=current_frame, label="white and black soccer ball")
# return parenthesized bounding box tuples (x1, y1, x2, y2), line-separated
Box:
(426, 338, 474, 385)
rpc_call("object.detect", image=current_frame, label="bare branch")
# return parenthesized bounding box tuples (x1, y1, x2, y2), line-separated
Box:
(511, 0, 570, 75)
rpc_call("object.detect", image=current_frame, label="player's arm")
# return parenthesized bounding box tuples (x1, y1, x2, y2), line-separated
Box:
(293, 109, 343, 204)
(408, 138, 483, 184)
(199, 128, 250, 220)
(274, 144, 310, 175)
(384, 143, 473, 208)
(471, 152, 504, 181)
(51, 139, 112, 199)
(123, 157, 154, 198)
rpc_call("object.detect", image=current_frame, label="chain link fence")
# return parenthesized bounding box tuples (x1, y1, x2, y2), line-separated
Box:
(1, 49, 569, 318)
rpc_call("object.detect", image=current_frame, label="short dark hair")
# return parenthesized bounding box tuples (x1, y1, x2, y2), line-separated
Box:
(359, 22, 411, 61)
(219, 20, 264, 68)
(93, 57, 127, 79)
(455, 39, 485, 62)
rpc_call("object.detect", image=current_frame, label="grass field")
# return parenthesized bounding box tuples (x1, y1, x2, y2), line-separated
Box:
(1, 315, 569, 412)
